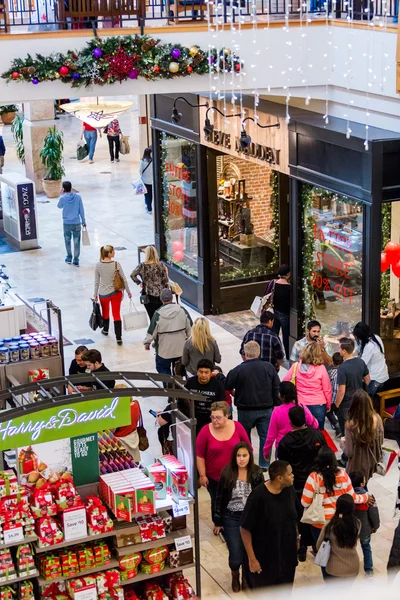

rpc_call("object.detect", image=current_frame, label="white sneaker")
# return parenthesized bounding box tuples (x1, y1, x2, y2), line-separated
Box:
(89, 160, 94, 164)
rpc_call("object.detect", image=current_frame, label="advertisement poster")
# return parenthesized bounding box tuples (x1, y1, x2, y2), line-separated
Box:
(17, 439, 72, 495)
(17, 183, 37, 241)
(70, 434, 99, 486)
(175, 421, 194, 497)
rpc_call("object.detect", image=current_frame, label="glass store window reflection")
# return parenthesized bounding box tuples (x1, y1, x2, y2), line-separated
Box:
(161, 133, 198, 279)
(304, 187, 363, 355)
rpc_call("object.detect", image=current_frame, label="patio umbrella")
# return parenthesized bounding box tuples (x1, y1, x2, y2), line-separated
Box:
(59, 100, 134, 128)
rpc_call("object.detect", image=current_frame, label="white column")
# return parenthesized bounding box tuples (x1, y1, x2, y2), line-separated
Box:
(23, 101, 55, 193)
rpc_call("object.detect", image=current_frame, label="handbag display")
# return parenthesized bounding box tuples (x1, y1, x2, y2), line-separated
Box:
(314, 538, 331, 567)
(131, 177, 147, 196)
(137, 409, 149, 452)
(82, 226, 90, 247)
(113, 262, 125, 291)
(122, 300, 148, 331)
(89, 299, 103, 331)
(301, 479, 325, 525)
(77, 139, 88, 161)
(120, 135, 130, 155)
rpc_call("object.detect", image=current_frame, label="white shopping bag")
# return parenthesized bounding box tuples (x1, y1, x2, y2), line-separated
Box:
(131, 177, 147, 196)
(82, 226, 90, 247)
(250, 296, 263, 318)
(123, 300, 148, 331)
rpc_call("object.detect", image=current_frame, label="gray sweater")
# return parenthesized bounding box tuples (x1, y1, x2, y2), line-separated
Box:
(181, 338, 221, 375)
(94, 260, 131, 297)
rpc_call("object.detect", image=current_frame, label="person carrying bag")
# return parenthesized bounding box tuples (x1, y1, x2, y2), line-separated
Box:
(138, 147, 153, 214)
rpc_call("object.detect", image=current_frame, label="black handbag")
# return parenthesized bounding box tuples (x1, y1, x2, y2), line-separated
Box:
(140, 287, 150, 305)
(89, 299, 103, 331)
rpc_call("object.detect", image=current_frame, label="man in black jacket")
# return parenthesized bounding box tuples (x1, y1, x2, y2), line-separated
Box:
(225, 341, 280, 469)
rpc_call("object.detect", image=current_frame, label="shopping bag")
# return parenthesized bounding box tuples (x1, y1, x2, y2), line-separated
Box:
(131, 177, 147, 196)
(301, 488, 325, 526)
(120, 135, 130, 155)
(89, 299, 103, 331)
(314, 539, 331, 567)
(122, 300, 148, 331)
(375, 447, 397, 475)
(250, 296, 263, 318)
(77, 140, 89, 161)
(82, 226, 90, 247)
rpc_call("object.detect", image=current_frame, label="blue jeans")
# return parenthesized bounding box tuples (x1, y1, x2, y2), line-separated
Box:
(155, 355, 180, 387)
(63, 223, 81, 263)
(238, 407, 273, 469)
(272, 310, 290, 359)
(144, 184, 153, 212)
(360, 536, 373, 573)
(308, 404, 326, 430)
(222, 510, 245, 570)
(367, 380, 382, 397)
(84, 129, 97, 160)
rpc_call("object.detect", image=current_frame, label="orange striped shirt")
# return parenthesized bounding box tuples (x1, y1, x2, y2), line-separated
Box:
(301, 469, 368, 528)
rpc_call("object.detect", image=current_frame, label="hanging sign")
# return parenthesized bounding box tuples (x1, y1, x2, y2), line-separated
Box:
(17, 182, 37, 241)
(0, 396, 131, 451)
(71, 434, 100, 486)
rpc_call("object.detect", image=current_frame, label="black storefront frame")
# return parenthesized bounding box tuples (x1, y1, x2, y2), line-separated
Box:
(288, 117, 400, 352)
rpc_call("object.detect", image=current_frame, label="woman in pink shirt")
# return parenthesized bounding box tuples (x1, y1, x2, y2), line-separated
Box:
(263, 381, 319, 460)
(283, 341, 332, 430)
(196, 401, 250, 524)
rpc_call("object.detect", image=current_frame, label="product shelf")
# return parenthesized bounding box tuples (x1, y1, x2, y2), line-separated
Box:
(0, 535, 37, 550)
(37, 559, 120, 586)
(114, 528, 194, 557)
(34, 529, 117, 554)
(120, 562, 195, 586)
(0, 570, 39, 587)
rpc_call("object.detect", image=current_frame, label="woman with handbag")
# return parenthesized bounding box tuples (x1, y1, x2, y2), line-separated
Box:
(130, 246, 169, 321)
(104, 119, 122, 163)
(344, 390, 384, 482)
(315, 494, 361, 580)
(112, 384, 141, 462)
(182, 317, 222, 376)
(139, 147, 153, 214)
(94, 245, 131, 345)
(302, 447, 371, 544)
(271, 265, 291, 359)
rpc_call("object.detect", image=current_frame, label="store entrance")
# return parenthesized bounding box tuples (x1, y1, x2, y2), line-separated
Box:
(206, 148, 289, 315)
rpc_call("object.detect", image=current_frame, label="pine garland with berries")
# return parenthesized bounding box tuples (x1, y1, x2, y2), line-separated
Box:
(2, 35, 242, 88)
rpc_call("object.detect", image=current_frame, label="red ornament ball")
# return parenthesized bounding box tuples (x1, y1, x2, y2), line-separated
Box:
(153, 65, 160, 74)
(172, 240, 184, 252)
(173, 250, 184, 262)
(381, 252, 390, 273)
(59, 66, 69, 76)
(187, 66, 193, 73)
(11, 72, 19, 80)
(234, 63, 241, 72)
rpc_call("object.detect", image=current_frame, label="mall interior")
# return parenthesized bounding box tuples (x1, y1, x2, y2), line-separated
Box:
(0, 5, 398, 599)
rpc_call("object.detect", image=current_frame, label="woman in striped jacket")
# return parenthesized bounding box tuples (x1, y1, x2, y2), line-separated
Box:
(301, 446, 372, 543)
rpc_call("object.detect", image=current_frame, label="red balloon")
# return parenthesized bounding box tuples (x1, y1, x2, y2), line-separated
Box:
(173, 250, 184, 262)
(172, 240, 184, 252)
(381, 252, 390, 272)
(385, 241, 400, 264)
(392, 260, 400, 278)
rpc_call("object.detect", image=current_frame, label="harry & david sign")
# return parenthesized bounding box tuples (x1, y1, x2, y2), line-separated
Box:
(0, 396, 131, 451)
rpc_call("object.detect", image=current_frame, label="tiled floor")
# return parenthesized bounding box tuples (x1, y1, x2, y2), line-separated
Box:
(1, 100, 399, 597)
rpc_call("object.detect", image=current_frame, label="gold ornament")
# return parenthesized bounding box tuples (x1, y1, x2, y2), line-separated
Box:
(169, 62, 179, 73)
(189, 46, 199, 57)
(224, 48, 231, 56)
(54, 72, 60, 79)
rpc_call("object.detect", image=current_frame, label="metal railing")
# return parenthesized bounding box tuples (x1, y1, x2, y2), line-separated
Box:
(0, 0, 398, 33)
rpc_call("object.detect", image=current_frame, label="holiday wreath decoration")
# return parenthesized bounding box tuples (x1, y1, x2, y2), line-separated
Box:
(2, 35, 242, 88)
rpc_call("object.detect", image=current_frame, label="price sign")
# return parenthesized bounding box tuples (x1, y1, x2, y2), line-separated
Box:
(3, 526, 24, 545)
(172, 500, 190, 518)
(175, 535, 192, 552)
(63, 507, 87, 542)
(74, 585, 97, 600)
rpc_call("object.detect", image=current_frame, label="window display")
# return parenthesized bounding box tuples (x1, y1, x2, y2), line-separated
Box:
(161, 133, 198, 279)
(380, 202, 400, 340)
(303, 185, 363, 354)
(215, 155, 276, 285)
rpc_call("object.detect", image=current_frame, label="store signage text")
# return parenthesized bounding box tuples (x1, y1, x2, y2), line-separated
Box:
(0, 396, 131, 451)
(205, 129, 280, 165)
(17, 183, 37, 241)
(311, 271, 355, 305)
(166, 161, 192, 216)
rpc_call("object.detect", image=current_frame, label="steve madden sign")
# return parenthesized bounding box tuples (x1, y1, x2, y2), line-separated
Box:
(204, 130, 280, 166)
(0, 396, 131, 450)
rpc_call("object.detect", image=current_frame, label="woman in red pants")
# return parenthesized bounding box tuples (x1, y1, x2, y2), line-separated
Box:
(94, 245, 131, 345)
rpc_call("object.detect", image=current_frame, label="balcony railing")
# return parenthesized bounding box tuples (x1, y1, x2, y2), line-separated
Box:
(0, 0, 398, 34)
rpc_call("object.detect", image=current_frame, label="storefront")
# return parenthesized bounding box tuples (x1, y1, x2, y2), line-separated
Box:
(288, 116, 400, 371)
(151, 94, 290, 314)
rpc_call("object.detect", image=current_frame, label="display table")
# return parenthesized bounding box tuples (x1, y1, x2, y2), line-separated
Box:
(219, 235, 273, 269)
(0, 287, 27, 337)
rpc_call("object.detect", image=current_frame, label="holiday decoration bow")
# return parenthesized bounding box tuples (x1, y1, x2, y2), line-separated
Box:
(42, 582, 64, 597)
(104, 570, 119, 590)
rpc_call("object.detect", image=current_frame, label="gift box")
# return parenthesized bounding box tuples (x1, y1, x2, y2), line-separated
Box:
(158, 457, 189, 500)
(53, 481, 78, 511)
(98, 587, 124, 600)
(20, 579, 35, 600)
(60, 550, 79, 577)
(167, 575, 196, 600)
(145, 464, 167, 500)
(77, 545, 95, 571)
(143, 546, 168, 565)
(41, 581, 67, 598)
(86, 496, 109, 529)
(18, 446, 39, 476)
(114, 523, 142, 548)
(87, 516, 113, 537)
(39, 553, 62, 580)
(92, 541, 111, 566)
(144, 582, 169, 600)
(139, 560, 165, 574)
(66, 575, 96, 599)
(136, 515, 166, 543)
(96, 569, 120, 594)
(120, 566, 138, 581)
(118, 551, 142, 580)
(28, 368, 50, 383)
(0, 471, 18, 498)
(35, 516, 64, 548)
(15, 542, 36, 575)
(30, 484, 57, 518)
(0, 587, 15, 600)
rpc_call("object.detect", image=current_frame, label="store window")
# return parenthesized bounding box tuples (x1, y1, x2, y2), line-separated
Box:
(380, 202, 400, 342)
(161, 132, 198, 279)
(302, 185, 363, 354)
(215, 155, 277, 285)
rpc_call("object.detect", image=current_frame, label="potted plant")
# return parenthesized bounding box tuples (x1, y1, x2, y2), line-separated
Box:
(0, 104, 19, 125)
(40, 126, 65, 198)
(11, 114, 25, 164)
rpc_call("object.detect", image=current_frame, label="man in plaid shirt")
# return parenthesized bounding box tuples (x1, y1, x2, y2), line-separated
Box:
(240, 311, 285, 368)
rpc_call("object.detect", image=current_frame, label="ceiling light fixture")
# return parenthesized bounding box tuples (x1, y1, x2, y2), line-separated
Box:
(239, 117, 280, 149)
(171, 97, 209, 124)
(203, 107, 242, 137)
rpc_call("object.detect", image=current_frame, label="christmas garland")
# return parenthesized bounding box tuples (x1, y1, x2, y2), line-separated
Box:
(2, 35, 241, 88)
(381, 203, 392, 310)
(301, 183, 317, 326)
(267, 169, 280, 272)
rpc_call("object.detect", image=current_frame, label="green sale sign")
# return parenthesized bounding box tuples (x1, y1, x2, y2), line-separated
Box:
(0, 396, 131, 451)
